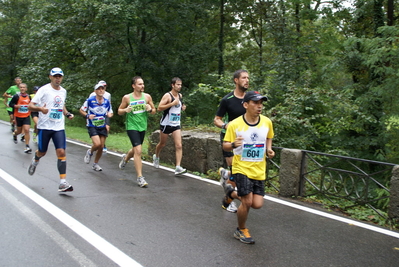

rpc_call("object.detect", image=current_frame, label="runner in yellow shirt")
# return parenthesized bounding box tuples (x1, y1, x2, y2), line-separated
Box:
(221, 91, 275, 244)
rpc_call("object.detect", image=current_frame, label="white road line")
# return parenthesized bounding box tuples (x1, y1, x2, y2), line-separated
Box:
(263, 195, 399, 239)
(0, 184, 97, 267)
(0, 168, 143, 267)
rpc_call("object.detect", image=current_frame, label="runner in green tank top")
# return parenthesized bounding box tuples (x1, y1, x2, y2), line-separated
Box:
(126, 92, 148, 131)
(118, 76, 156, 188)
(3, 77, 22, 132)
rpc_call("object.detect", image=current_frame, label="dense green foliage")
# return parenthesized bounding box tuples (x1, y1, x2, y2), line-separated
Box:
(1, 0, 399, 163)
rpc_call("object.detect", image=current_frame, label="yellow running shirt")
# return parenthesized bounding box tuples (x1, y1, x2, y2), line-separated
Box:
(224, 114, 274, 180)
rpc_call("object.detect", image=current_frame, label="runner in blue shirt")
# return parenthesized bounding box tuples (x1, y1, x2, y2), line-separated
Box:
(80, 82, 113, 171)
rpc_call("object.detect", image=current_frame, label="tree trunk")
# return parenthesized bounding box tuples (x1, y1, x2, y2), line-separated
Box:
(387, 0, 394, 26)
(218, 0, 225, 78)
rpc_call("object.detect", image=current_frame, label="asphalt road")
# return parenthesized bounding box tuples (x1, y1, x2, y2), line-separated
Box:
(1, 121, 399, 267)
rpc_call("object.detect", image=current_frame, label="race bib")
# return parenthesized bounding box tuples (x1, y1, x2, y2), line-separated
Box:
(92, 116, 105, 127)
(130, 100, 146, 114)
(49, 108, 63, 121)
(18, 105, 29, 113)
(240, 142, 266, 162)
(169, 113, 181, 124)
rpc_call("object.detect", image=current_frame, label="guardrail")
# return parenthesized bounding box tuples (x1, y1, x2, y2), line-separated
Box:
(266, 147, 397, 225)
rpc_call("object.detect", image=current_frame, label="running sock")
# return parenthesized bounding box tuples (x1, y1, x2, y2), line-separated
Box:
(57, 156, 66, 176)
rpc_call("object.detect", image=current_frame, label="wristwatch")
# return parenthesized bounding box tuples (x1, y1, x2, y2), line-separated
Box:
(232, 142, 237, 149)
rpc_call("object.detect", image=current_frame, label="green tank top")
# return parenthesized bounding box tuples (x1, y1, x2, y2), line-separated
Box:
(126, 93, 148, 131)
(6, 85, 20, 112)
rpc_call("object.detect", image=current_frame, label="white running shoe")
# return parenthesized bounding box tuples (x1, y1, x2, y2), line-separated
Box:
(84, 149, 92, 164)
(175, 166, 187, 175)
(119, 154, 127, 169)
(92, 163, 103, 171)
(28, 157, 39, 176)
(219, 167, 230, 185)
(58, 182, 73, 192)
(137, 176, 148, 187)
(153, 154, 160, 168)
(24, 146, 32, 154)
(226, 201, 238, 213)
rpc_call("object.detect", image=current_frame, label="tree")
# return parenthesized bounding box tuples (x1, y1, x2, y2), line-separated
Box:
(340, 0, 399, 160)
(0, 0, 30, 88)
(1, 0, 399, 163)
(17, 0, 222, 123)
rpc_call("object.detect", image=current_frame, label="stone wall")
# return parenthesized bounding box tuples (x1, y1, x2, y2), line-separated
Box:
(148, 130, 224, 173)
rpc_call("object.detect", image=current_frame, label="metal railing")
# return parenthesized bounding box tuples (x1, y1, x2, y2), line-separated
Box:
(266, 147, 396, 222)
(265, 147, 281, 192)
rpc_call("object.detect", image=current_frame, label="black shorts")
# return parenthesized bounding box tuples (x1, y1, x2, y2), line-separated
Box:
(15, 116, 31, 127)
(87, 126, 108, 137)
(160, 125, 180, 134)
(7, 110, 13, 116)
(220, 132, 234, 158)
(31, 112, 39, 118)
(37, 129, 66, 153)
(233, 173, 265, 197)
(127, 130, 145, 147)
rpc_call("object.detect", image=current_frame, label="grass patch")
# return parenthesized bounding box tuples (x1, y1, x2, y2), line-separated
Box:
(0, 100, 10, 123)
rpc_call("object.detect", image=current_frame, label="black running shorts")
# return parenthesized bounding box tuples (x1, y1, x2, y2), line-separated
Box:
(87, 126, 108, 137)
(233, 173, 265, 197)
(15, 116, 31, 127)
(160, 125, 180, 134)
(127, 130, 145, 147)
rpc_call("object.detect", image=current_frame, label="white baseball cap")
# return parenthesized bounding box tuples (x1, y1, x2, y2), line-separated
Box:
(50, 67, 64, 76)
(94, 83, 105, 90)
